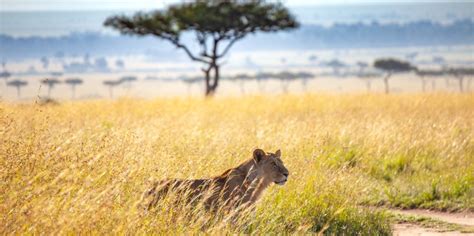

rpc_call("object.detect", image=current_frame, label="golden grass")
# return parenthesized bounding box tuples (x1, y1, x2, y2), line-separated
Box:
(0, 93, 472, 234)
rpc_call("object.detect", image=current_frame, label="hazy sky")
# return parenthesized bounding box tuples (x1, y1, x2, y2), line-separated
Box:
(0, 0, 466, 11)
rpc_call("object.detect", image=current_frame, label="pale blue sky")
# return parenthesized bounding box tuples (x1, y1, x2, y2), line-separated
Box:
(0, 0, 465, 11)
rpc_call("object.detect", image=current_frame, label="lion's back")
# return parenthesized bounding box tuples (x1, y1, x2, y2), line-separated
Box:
(142, 178, 219, 209)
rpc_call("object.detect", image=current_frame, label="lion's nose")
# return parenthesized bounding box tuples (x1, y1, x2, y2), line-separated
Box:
(283, 172, 289, 177)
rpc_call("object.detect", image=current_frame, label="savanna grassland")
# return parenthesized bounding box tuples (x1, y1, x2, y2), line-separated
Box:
(1, 93, 473, 234)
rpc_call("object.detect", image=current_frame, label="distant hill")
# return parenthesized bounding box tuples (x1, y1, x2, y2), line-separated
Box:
(1, 19, 473, 60)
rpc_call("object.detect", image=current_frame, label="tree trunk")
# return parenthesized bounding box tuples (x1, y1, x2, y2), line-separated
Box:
(420, 77, 426, 92)
(383, 74, 391, 94)
(48, 86, 52, 97)
(204, 69, 211, 96)
(204, 63, 219, 97)
(16, 86, 21, 98)
(109, 86, 113, 98)
(212, 65, 219, 93)
(458, 77, 464, 93)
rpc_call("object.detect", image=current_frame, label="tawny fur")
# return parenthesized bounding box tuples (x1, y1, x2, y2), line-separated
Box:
(142, 149, 289, 211)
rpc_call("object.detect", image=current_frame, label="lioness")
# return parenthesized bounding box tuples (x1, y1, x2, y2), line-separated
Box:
(143, 149, 289, 211)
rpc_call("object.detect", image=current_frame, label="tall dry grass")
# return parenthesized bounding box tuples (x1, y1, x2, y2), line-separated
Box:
(1, 93, 472, 234)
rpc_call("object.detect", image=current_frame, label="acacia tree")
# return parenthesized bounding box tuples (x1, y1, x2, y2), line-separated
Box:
(275, 71, 295, 93)
(0, 63, 11, 92)
(119, 76, 138, 91)
(230, 73, 252, 95)
(41, 78, 61, 97)
(447, 68, 474, 93)
(357, 72, 380, 92)
(64, 78, 83, 99)
(374, 58, 414, 94)
(181, 75, 203, 96)
(104, 0, 298, 96)
(326, 59, 347, 76)
(296, 71, 314, 92)
(7, 79, 28, 98)
(103, 80, 122, 98)
(255, 72, 273, 92)
(415, 69, 444, 92)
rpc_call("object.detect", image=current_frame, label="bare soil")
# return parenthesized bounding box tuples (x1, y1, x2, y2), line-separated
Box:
(391, 209, 474, 236)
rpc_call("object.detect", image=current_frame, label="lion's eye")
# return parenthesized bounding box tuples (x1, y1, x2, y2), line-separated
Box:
(273, 162, 278, 167)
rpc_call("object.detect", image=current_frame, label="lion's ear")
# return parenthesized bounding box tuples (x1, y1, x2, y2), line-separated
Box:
(253, 149, 266, 163)
(275, 149, 281, 158)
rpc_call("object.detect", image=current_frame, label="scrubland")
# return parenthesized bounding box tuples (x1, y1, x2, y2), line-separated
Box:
(1, 93, 472, 234)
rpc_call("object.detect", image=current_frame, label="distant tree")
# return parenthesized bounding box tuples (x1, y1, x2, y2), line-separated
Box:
(374, 58, 414, 94)
(255, 72, 273, 92)
(181, 76, 203, 96)
(1, 61, 12, 96)
(229, 73, 253, 95)
(64, 78, 83, 99)
(357, 72, 380, 92)
(326, 59, 347, 76)
(275, 71, 295, 93)
(50, 72, 63, 77)
(431, 56, 450, 87)
(119, 76, 138, 90)
(102, 80, 122, 98)
(103, 80, 122, 98)
(415, 69, 445, 92)
(0, 68, 12, 96)
(104, 0, 298, 96)
(7, 79, 28, 98)
(447, 68, 474, 92)
(41, 78, 61, 97)
(296, 71, 314, 91)
(0, 70, 11, 89)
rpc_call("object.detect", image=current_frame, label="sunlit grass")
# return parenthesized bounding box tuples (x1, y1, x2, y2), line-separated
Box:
(0, 93, 472, 234)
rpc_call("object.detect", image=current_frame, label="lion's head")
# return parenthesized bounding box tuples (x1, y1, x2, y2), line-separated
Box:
(252, 149, 289, 185)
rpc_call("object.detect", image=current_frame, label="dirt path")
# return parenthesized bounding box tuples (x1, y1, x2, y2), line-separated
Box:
(390, 209, 474, 236)
(394, 223, 473, 236)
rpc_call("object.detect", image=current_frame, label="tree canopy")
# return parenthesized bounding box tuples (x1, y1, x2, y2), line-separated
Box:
(374, 58, 414, 73)
(65, 78, 84, 85)
(373, 58, 414, 93)
(104, 0, 298, 96)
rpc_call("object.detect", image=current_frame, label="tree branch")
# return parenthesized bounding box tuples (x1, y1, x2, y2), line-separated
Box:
(197, 32, 212, 58)
(217, 35, 244, 58)
(169, 39, 211, 64)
